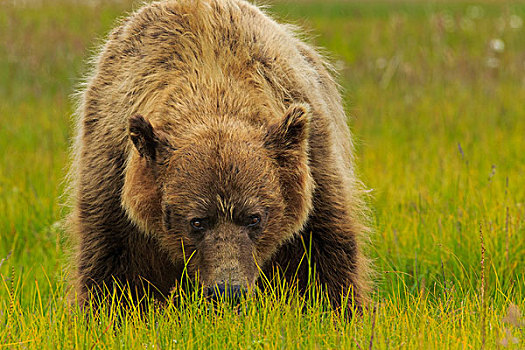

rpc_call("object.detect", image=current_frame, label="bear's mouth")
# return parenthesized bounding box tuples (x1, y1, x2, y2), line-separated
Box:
(205, 283, 248, 304)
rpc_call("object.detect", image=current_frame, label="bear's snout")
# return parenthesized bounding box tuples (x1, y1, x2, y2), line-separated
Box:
(206, 283, 246, 303)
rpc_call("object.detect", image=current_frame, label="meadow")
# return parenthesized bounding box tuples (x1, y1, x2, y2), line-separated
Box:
(0, 0, 524, 348)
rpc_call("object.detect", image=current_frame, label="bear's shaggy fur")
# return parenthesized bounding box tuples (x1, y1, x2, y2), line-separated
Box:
(68, 0, 371, 310)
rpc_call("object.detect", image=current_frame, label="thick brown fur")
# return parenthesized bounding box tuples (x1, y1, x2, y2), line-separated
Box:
(68, 0, 371, 310)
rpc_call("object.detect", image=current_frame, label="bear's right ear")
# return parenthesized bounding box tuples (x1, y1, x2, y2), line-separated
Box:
(129, 115, 171, 162)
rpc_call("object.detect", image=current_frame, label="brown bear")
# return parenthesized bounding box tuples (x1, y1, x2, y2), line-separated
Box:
(68, 0, 371, 311)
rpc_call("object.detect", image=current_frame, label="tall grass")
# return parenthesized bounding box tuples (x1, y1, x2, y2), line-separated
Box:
(1, 0, 524, 348)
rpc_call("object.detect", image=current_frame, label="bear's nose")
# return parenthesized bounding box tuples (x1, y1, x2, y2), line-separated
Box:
(206, 284, 246, 302)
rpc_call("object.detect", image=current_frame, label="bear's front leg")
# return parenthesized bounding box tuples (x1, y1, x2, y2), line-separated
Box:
(74, 201, 179, 306)
(75, 223, 142, 305)
(267, 173, 370, 313)
(305, 191, 369, 312)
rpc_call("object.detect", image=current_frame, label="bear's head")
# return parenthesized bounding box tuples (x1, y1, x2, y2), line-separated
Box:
(122, 104, 314, 295)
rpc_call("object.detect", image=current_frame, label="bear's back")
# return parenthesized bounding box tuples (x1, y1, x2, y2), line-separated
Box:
(78, 0, 354, 177)
(83, 1, 308, 127)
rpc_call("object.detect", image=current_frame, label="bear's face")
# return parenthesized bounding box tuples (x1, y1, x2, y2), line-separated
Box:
(122, 105, 314, 290)
(160, 134, 285, 287)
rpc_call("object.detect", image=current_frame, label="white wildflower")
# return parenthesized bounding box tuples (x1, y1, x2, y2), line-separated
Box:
(460, 18, 475, 31)
(486, 57, 500, 68)
(466, 6, 484, 19)
(334, 60, 345, 72)
(489, 39, 505, 52)
(510, 15, 523, 30)
(375, 57, 387, 70)
(443, 14, 455, 32)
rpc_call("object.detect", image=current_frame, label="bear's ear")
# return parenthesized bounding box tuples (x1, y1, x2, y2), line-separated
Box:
(129, 115, 171, 162)
(264, 104, 314, 230)
(264, 104, 310, 164)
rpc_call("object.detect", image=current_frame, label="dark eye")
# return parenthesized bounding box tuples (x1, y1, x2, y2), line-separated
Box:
(246, 214, 261, 227)
(190, 218, 207, 230)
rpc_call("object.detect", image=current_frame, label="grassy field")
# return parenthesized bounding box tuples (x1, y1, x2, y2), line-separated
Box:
(1, 0, 524, 348)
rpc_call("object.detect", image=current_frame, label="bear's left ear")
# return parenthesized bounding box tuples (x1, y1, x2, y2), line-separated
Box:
(264, 104, 310, 165)
(264, 104, 314, 231)
(129, 115, 172, 163)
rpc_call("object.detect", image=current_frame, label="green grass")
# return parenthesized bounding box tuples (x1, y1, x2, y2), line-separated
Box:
(1, 0, 524, 348)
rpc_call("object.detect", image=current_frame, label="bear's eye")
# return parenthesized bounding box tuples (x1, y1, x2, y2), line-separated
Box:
(190, 218, 207, 231)
(246, 214, 261, 227)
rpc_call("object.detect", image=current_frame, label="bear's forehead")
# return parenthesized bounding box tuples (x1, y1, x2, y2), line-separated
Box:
(164, 141, 277, 194)
(167, 126, 272, 176)
(165, 153, 276, 197)
(161, 119, 282, 216)
(164, 180, 276, 220)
